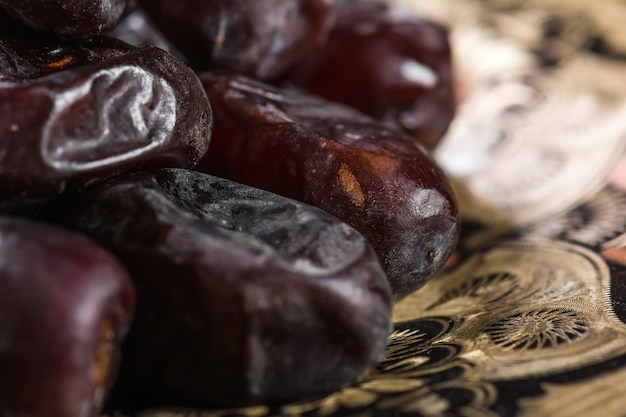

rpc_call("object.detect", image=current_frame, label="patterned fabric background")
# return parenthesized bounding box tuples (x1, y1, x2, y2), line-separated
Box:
(110, 1, 626, 416)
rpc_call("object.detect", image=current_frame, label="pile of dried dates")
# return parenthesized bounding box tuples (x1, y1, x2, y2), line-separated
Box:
(0, 0, 459, 415)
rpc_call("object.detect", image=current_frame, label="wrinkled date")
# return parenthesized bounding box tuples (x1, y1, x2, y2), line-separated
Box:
(0, 0, 128, 39)
(50, 168, 393, 406)
(137, 0, 339, 80)
(0, 32, 211, 212)
(285, 0, 455, 150)
(197, 72, 459, 298)
(0, 217, 134, 417)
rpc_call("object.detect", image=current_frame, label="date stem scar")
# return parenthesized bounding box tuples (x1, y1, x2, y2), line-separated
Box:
(338, 163, 365, 207)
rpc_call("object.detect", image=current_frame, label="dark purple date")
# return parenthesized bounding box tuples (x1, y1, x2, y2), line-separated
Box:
(51, 168, 393, 407)
(197, 72, 459, 298)
(285, 0, 455, 150)
(137, 0, 339, 79)
(0, 32, 211, 212)
(0, 216, 134, 417)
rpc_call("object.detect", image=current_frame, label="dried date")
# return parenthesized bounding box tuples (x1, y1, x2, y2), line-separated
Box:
(0, 216, 134, 417)
(0, 33, 211, 212)
(285, 0, 455, 150)
(0, 0, 128, 39)
(136, 0, 339, 80)
(50, 168, 393, 407)
(197, 72, 459, 298)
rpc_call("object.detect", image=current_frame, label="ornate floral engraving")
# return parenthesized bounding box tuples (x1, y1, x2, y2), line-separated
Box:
(485, 308, 588, 351)
(395, 239, 626, 380)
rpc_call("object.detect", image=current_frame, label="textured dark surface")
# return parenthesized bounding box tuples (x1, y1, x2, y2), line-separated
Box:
(50, 168, 393, 408)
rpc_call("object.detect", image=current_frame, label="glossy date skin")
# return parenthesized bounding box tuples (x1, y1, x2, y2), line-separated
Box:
(51, 168, 393, 407)
(0, 217, 134, 417)
(137, 0, 339, 80)
(285, 0, 455, 150)
(0, 33, 211, 212)
(0, 0, 128, 39)
(197, 72, 459, 298)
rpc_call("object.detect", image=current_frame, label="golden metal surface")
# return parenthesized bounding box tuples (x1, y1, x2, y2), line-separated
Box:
(396, 240, 626, 380)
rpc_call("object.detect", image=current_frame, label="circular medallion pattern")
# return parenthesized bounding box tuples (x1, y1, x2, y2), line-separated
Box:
(485, 308, 588, 351)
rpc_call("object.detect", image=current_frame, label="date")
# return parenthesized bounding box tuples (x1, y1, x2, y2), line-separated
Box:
(50, 168, 393, 407)
(0, 216, 134, 417)
(0, 32, 211, 212)
(137, 0, 339, 79)
(197, 72, 459, 298)
(285, 0, 455, 150)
